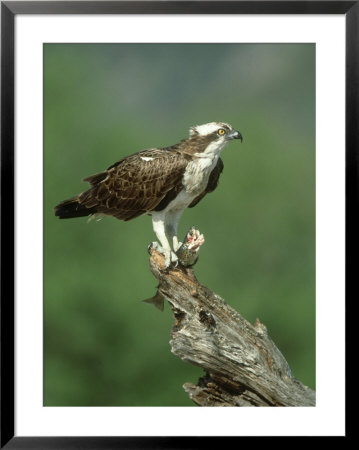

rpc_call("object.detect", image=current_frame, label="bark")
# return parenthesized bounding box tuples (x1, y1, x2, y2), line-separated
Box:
(148, 248, 315, 407)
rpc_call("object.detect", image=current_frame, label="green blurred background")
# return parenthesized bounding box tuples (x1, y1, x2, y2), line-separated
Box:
(44, 44, 315, 406)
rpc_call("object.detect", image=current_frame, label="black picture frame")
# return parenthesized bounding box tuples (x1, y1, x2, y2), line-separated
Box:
(1, 1, 353, 447)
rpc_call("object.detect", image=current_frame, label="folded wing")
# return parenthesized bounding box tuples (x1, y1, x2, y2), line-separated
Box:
(76, 148, 189, 221)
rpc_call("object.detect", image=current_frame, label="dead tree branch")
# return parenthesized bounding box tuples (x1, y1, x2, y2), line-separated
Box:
(148, 248, 315, 407)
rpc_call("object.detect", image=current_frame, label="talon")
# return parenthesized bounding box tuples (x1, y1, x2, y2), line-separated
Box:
(148, 241, 164, 255)
(161, 250, 178, 270)
(169, 251, 179, 269)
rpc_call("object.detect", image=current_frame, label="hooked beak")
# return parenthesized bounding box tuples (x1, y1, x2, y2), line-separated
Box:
(228, 129, 243, 142)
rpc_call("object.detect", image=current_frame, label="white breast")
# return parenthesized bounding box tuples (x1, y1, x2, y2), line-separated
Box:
(183, 155, 219, 194)
(162, 155, 218, 213)
(162, 139, 227, 213)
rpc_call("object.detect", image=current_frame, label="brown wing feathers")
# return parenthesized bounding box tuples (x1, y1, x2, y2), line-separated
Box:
(54, 149, 188, 221)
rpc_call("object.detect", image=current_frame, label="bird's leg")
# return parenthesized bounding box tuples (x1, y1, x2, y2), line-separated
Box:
(165, 210, 184, 252)
(151, 214, 178, 269)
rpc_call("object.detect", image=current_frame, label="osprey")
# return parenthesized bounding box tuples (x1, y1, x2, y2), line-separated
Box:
(55, 122, 242, 268)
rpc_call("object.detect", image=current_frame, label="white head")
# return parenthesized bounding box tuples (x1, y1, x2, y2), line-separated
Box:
(186, 122, 242, 158)
(189, 122, 242, 141)
(189, 122, 242, 149)
(190, 122, 225, 137)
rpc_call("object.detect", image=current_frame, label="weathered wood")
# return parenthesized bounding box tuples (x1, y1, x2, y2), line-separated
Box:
(148, 248, 315, 407)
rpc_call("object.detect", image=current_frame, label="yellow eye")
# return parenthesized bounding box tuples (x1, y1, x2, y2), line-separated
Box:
(218, 128, 226, 136)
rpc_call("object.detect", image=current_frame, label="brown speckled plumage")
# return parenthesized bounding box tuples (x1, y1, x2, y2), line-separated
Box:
(55, 137, 224, 221)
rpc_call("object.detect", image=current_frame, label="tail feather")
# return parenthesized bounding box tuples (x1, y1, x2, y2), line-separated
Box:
(54, 197, 97, 219)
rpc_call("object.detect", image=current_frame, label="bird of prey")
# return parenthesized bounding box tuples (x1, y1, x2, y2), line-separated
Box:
(54, 122, 242, 268)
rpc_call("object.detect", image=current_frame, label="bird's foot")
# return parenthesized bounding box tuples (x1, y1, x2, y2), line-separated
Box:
(164, 250, 179, 270)
(148, 242, 178, 270)
(148, 241, 163, 255)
